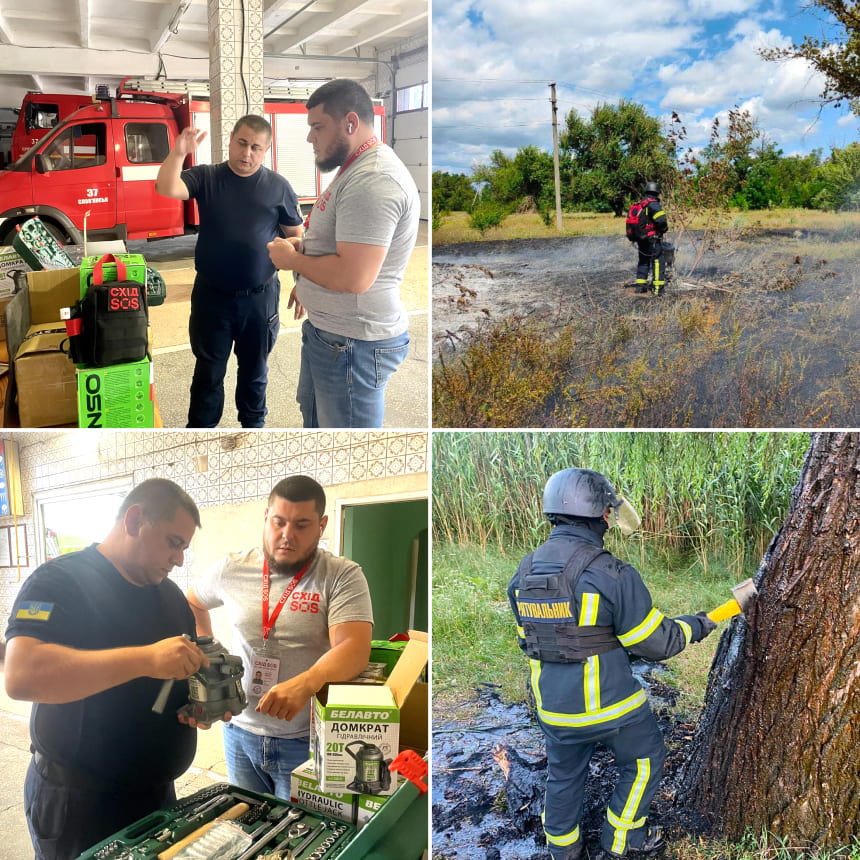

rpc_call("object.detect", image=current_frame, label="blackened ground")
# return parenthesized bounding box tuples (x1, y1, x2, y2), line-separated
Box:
(432, 670, 710, 860)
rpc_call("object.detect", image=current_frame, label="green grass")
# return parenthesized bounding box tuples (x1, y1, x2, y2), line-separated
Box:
(668, 832, 860, 860)
(432, 208, 860, 246)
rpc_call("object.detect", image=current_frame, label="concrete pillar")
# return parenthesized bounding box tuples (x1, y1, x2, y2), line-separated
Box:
(207, 0, 265, 163)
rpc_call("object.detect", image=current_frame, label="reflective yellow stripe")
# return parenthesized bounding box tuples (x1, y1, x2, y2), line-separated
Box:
(536, 688, 648, 728)
(542, 810, 581, 846)
(609, 758, 651, 854)
(618, 608, 664, 647)
(579, 592, 599, 626)
(676, 619, 692, 646)
(516, 623, 525, 640)
(653, 209, 665, 219)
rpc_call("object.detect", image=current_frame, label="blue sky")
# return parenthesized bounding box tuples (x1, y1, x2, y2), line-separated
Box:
(432, 0, 859, 175)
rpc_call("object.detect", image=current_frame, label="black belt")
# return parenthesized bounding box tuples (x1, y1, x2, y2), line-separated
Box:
(32, 749, 120, 793)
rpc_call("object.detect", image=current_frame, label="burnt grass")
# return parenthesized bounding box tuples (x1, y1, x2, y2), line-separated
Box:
(432, 670, 710, 860)
(432, 225, 860, 427)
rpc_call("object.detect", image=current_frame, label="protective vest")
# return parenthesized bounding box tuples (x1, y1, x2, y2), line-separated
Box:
(515, 538, 622, 663)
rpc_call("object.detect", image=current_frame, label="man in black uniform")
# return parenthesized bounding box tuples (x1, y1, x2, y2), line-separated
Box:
(632, 182, 669, 296)
(508, 469, 717, 859)
(4, 479, 212, 860)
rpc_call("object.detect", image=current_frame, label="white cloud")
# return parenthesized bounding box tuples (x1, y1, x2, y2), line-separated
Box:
(432, 0, 852, 173)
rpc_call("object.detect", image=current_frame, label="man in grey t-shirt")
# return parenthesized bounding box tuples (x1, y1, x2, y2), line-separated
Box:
(268, 78, 420, 429)
(186, 475, 373, 797)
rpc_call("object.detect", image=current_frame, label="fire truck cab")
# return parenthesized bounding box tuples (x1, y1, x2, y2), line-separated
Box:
(0, 79, 385, 246)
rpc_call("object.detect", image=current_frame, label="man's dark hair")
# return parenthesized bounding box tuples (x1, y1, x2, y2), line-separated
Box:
(269, 475, 327, 518)
(118, 478, 202, 528)
(232, 114, 273, 143)
(306, 79, 374, 126)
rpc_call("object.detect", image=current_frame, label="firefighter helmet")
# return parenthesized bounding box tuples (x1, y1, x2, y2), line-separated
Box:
(644, 181, 661, 196)
(543, 468, 620, 519)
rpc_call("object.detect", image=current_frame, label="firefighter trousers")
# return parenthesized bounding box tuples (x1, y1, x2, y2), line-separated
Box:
(635, 240, 665, 294)
(542, 707, 666, 858)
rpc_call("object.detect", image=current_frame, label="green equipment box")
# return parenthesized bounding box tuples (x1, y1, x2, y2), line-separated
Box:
(75, 774, 428, 860)
(79, 253, 147, 298)
(77, 357, 154, 428)
(77, 784, 356, 860)
(11, 217, 76, 271)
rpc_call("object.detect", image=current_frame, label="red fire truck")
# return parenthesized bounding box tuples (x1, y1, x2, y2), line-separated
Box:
(10, 92, 100, 162)
(0, 78, 385, 245)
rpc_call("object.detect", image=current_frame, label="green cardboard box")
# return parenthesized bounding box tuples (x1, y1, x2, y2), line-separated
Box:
(77, 357, 154, 428)
(290, 758, 356, 824)
(79, 253, 147, 298)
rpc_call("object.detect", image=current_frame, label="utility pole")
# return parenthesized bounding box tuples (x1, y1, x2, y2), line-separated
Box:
(550, 82, 562, 231)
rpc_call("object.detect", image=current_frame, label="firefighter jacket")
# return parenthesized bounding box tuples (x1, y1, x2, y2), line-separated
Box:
(642, 196, 668, 240)
(507, 521, 709, 742)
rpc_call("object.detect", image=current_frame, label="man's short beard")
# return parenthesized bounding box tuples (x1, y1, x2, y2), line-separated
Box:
(265, 548, 316, 577)
(316, 136, 353, 173)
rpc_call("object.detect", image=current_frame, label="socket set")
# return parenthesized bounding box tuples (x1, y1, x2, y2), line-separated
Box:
(78, 784, 355, 860)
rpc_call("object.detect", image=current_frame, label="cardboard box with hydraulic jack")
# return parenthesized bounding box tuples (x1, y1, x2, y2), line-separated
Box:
(77, 783, 356, 860)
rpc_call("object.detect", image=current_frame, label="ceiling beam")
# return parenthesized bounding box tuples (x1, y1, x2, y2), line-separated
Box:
(327, 6, 426, 56)
(265, 0, 371, 54)
(0, 45, 209, 80)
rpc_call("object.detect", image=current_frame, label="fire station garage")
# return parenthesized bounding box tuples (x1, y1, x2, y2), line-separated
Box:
(0, 0, 428, 429)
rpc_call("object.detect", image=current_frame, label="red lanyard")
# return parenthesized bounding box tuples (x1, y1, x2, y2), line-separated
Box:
(304, 135, 379, 230)
(262, 557, 311, 641)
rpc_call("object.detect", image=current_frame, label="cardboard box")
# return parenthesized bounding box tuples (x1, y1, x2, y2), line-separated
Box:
(77, 357, 154, 428)
(312, 631, 427, 796)
(290, 759, 356, 824)
(0, 247, 31, 297)
(8, 269, 81, 426)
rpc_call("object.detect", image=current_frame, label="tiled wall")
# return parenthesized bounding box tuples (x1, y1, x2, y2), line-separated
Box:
(0, 431, 428, 624)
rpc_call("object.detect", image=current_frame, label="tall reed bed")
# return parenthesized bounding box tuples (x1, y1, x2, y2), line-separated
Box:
(432, 432, 810, 571)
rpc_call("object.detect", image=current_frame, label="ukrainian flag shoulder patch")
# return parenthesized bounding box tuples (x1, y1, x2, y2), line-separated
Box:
(16, 601, 54, 621)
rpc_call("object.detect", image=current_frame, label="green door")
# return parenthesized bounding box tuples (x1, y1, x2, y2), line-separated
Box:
(341, 499, 428, 639)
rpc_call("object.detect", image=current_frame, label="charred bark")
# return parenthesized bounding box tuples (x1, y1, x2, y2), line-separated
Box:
(675, 432, 860, 847)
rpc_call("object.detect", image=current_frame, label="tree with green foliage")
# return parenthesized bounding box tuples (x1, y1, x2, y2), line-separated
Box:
(561, 99, 674, 216)
(471, 145, 556, 213)
(432, 171, 477, 213)
(760, 0, 860, 115)
(812, 142, 860, 210)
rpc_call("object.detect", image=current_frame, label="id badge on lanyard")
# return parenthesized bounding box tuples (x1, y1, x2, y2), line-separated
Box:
(249, 557, 310, 698)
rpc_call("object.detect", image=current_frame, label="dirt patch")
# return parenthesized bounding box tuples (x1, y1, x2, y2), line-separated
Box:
(432, 227, 860, 426)
(432, 671, 710, 860)
(433, 229, 856, 351)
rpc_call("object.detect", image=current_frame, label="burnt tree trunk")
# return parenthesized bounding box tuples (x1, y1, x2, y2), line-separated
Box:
(676, 431, 860, 847)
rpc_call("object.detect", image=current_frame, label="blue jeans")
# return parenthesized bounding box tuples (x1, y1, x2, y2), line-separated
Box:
(222, 722, 309, 799)
(296, 319, 410, 428)
(188, 274, 280, 428)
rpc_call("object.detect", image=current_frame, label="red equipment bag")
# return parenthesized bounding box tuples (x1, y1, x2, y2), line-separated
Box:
(63, 254, 148, 367)
(625, 199, 651, 242)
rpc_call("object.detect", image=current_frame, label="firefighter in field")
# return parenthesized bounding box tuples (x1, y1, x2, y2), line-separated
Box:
(507, 469, 717, 860)
(627, 182, 669, 296)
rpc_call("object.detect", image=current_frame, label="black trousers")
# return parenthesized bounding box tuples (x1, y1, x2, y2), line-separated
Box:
(24, 755, 174, 860)
(187, 273, 280, 428)
(542, 707, 666, 858)
(635, 239, 665, 293)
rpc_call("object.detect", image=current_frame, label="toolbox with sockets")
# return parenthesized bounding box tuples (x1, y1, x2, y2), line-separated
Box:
(78, 784, 356, 860)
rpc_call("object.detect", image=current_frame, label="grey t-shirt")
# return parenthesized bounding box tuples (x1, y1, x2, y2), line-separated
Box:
(297, 143, 420, 341)
(192, 547, 373, 738)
